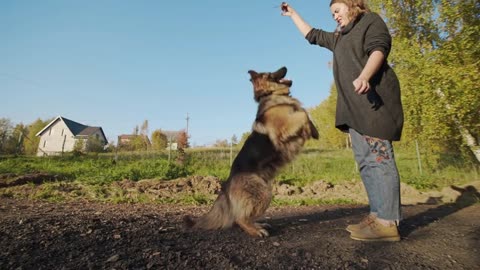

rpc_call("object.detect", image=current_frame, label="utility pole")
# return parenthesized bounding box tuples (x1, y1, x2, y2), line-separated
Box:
(168, 136, 172, 163)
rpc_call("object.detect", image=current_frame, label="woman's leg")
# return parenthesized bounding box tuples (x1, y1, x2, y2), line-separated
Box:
(349, 128, 401, 221)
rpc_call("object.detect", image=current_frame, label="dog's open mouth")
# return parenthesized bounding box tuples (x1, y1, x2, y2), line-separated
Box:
(271, 67, 292, 87)
(248, 66, 293, 89)
(278, 78, 292, 87)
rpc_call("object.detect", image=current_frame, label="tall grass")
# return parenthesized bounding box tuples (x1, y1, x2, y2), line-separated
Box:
(0, 147, 478, 190)
(0, 153, 189, 185)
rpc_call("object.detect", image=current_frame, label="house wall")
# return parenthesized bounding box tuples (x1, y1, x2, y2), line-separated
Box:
(36, 121, 75, 156)
(87, 130, 107, 145)
(167, 142, 178, 150)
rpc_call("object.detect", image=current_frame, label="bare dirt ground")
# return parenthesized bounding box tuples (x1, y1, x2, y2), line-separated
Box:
(1, 176, 480, 269)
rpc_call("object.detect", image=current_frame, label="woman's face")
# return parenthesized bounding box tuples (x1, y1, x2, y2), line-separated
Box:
(330, 3, 350, 28)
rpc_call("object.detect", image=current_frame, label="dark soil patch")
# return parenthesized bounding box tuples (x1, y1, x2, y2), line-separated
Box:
(0, 173, 65, 188)
(1, 196, 479, 269)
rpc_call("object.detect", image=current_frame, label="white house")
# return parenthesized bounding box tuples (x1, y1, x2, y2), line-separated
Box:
(35, 116, 107, 156)
(163, 130, 181, 150)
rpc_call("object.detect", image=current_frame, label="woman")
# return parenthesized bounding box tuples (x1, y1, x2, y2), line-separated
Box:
(282, 0, 404, 241)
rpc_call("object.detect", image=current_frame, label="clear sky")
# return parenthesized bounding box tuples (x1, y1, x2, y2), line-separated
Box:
(1, 0, 337, 147)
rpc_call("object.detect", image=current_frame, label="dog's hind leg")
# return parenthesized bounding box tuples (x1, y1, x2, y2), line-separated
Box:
(184, 193, 234, 230)
(228, 173, 273, 237)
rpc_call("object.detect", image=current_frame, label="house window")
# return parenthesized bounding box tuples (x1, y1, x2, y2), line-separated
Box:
(61, 129, 64, 136)
(43, 140, 47, 147)
(49, 129, 51, 136)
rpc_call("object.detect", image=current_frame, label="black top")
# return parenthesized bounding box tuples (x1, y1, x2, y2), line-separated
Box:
(305, 12, 404, 141)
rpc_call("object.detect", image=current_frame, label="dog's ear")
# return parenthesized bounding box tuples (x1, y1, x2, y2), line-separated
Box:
(272, 67, 287, 80)
(248, 70, 259, 80)
(309, 120, 320, 139)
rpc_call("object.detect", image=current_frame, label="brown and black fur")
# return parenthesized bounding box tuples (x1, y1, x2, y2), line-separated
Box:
(184, 67, 319, 237)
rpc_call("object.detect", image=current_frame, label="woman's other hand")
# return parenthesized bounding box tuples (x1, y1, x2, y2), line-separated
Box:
(353, 77, 370, 94)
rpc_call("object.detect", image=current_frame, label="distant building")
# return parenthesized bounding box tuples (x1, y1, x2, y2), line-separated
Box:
(163, 130, 181, 150)
(117, 134, 151, 149)
(167, 142, 178, 151)
(35, 116, 107, 156)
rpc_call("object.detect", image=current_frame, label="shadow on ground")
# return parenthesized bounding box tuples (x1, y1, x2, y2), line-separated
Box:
(400, 185, 480, 236)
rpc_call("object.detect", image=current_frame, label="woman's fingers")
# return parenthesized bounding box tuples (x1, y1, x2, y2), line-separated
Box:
(353, 78, 370, 94)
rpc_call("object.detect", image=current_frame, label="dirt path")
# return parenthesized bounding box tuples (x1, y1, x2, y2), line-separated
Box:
(1, 197, 479, 270)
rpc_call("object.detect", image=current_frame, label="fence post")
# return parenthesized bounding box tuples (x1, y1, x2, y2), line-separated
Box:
(168, 137, 172, 163)
(415, 139, 423, 175)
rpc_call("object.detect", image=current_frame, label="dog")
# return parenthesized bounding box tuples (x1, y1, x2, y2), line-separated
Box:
(184, 66, 319, 237)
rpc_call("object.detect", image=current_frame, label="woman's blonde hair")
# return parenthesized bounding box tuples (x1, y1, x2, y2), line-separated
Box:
(330, 0, 370, 21)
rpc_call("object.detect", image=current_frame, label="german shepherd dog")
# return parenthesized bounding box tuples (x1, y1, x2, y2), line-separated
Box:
(184, 67, 319, 237)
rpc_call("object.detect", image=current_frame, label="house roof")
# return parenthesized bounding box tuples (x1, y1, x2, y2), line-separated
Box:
(36, 116, 107, 141)
(118, 134, 140, 139)
(163, 130, 181, 140)
(62, 117, 88, 135)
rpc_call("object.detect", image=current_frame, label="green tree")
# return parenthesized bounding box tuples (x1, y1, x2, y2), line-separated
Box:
(0, 119, 26, 155)
(231, 134, 238, 146)
(0, 118, 13, 154)
(104, 141, 116, 153)
(11, 124, 28, 155)
(24, 118, 52, 155)
(151, 129, 168, 151)
(176, 130, 189, 166)
(140, 120, 149, 136)
(131, 135, 149, 151)
(308, 83, 348, 149)
(86, 135, 105, 153)
(213, 139, 229, 148)
(73, 139, 85, 153)
(177, 130, 189, 149)
(237, 132, 251, 148)
(368, 0, 480, 163)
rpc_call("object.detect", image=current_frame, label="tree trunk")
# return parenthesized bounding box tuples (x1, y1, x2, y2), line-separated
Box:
(435, 88, 480, 163)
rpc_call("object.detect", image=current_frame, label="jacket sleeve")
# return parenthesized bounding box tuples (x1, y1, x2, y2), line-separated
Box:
(305, 28, 335, 51)
(364, 13, 392, 58)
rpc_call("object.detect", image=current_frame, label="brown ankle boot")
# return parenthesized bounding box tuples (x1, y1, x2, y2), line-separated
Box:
(346, 214, 376, 233)
(350, 218, 400, 242)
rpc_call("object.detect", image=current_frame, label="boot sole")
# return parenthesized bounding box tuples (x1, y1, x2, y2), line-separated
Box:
(346, 227, 357, 233)
(346, 226, 366, 233)
(350, 235, 401, 242)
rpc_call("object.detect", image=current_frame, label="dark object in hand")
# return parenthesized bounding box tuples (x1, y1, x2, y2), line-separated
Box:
(281, 2, 288, 12)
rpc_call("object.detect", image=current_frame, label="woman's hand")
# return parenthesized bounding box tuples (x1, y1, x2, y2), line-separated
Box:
(280, 2, 312, 37)
(354, 51, 385, 94)
(281, 2, 295, 16)
(353, 77, 370, 94)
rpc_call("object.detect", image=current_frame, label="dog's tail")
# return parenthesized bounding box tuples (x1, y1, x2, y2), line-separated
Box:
(183, 193, 234, 230)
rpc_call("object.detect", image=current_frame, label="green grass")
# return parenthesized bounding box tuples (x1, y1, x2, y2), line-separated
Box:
(0, 148, 478, 193)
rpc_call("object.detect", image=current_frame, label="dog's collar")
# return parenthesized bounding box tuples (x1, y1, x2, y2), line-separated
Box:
(256, 95, 301, 118)
(255, 92, 274, 102)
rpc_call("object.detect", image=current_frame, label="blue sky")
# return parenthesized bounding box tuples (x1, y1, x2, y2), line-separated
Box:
(1, 1, 337, 147)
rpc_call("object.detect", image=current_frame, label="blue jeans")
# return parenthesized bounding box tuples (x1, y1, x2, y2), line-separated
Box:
(349, 128, 401, 221)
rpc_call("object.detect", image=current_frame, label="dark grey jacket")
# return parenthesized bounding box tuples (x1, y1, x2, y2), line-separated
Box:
(306, 12, 404, 141)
